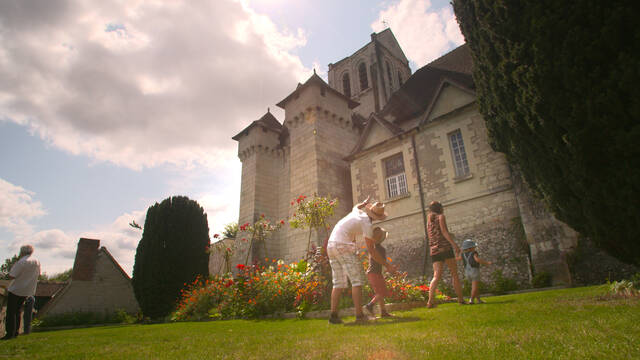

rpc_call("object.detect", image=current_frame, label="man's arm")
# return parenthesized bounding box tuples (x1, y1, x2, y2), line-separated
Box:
(355, 195, 371, 210)
(365, 237, 396, 273)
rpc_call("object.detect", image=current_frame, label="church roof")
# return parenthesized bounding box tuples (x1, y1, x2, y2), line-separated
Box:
(379, 46, 474, 124)
(232, 110, 282, 141)
(276, 72, 359, 110)
(428, 43, 473, 75)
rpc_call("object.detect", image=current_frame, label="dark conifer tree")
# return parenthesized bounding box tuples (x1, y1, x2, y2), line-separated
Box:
(453, 1, 640, 265)
(132, 196, 210, 318)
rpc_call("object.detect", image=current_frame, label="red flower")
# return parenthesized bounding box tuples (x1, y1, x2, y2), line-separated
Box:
(236, 263, 246, 270)
(260, 213, 265, 218)
(242, 238, 247, 242)
(291, 201, 294, 206)
(213, 233, 220, 238)
(280, 220, 285, 225)
(224, 279, 234, 287)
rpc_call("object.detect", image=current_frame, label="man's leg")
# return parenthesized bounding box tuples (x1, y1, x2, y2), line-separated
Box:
(330, 287, 343, 314)
(3, 292, 24, 339)
(23, 297, 34, 334)
(351, 285, 363, 317)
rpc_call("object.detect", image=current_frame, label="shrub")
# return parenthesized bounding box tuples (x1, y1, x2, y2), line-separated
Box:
(453, 1, 640, 265)
(132, 196, 210, 319)
(532, 272, 553, 288)
(490, 270, 519, 295)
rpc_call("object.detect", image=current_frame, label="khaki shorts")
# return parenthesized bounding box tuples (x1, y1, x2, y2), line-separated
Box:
(327, 243, 365, 289)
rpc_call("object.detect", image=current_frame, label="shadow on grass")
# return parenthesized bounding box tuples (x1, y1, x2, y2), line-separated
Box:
(343, 316, 421, 327)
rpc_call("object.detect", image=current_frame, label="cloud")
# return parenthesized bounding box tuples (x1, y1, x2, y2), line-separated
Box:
(372, 0, 465, 68)
(0, 178, 46, 237)
(0, 0, 309, 170)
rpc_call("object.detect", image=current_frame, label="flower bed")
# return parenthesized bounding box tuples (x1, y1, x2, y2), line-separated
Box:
(172, 255, 448, 321)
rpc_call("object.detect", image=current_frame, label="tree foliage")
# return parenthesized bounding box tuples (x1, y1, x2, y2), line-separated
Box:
(132, 196, 210, 318)
(453, 1, 640, 265)
(0, 254, 20, 280)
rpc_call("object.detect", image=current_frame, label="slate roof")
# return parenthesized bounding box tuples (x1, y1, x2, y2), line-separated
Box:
(379, 45, 475, 124)
(232, 110, 283, 141)
(35, 282, 67, 297)
(276, 72, 359, 110)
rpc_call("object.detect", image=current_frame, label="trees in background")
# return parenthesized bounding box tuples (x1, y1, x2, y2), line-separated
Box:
(453, 1, 640, 265)
(132, 196, 210, 318)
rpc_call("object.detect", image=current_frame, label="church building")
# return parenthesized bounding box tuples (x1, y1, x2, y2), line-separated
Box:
(231, 29, 578, 285)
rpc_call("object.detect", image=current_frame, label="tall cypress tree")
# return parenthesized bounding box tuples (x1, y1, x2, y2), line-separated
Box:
(132, 196, 210, 318)
(452, 1, 640, 265)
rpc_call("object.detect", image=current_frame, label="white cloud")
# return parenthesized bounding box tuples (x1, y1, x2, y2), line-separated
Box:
(372, 0, 465, 68)
(0, 0, 309, 170)
(0, 178, 46, 237)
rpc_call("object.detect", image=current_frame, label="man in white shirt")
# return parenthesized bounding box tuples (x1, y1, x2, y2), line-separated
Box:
(326, 197, 396, 324)
(2, 245, 40, 340)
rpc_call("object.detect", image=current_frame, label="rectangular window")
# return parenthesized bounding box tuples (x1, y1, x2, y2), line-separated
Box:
(449, 129, 470, 178)
(384, 153, 408, 198)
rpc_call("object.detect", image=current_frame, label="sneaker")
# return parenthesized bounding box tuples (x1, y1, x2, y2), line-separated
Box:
(364, 303, 375, 316)
(328, 313, 343, 324)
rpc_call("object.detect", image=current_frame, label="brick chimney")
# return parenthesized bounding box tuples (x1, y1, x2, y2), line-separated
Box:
(71, 238, 100, 281)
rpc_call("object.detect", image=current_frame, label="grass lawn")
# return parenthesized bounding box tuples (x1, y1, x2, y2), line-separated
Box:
(1, 286, 638, 359)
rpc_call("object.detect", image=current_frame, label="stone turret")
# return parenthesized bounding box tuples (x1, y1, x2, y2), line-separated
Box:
(232, 110, 287, 262)
(276, 72, 362, 259)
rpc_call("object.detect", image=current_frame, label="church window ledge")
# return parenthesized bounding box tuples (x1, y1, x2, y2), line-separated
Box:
(453, 173, 473, 183)
(385, 192, 411, 203)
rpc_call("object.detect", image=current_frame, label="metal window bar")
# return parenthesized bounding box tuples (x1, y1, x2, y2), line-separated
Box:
(450, 130, 470, 177)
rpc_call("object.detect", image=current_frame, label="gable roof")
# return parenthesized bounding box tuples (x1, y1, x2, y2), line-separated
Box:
(276, 72, 359, 110)
(346, 113, 405, 160)
(380, 65, 474, 124)
(378, 44, 474, 124)
(232, 110, 282, 141)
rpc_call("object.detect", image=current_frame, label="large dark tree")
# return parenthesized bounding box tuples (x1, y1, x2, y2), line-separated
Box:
(132, 196, 210, 318)
(452, 1, 640, 265)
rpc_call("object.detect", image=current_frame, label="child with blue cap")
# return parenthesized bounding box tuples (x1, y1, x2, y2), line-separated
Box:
(460, 239, 492, 304)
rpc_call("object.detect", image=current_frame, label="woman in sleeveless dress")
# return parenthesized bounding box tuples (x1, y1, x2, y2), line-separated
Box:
(426, 201, 465, 307)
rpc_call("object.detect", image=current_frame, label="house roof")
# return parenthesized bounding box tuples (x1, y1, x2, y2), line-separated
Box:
(276, 72, 359, 110)
(428, 43, 473, 75)
(380, 64, 474, 124)
(346, 113, 405, 160)
(35, 282, 67, 297)
(232, 110, 282, 141)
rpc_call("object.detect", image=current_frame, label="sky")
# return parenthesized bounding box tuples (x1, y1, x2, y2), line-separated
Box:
(0, 0, 464, 276)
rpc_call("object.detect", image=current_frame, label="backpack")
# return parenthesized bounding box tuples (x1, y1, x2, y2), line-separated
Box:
(462, 251, 479, 269)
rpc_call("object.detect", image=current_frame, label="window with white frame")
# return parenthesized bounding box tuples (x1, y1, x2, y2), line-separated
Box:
(384, 153, 408, 198)
(449, 129, 470, 178)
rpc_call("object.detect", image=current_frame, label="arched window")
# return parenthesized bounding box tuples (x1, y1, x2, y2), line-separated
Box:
(398, 71, 404, 86)
(358, 63, 369, 91)
(386, 61, 393, 88)
(342, 73, 351, 98)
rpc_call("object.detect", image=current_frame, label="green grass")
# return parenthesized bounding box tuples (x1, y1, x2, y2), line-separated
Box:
(1, 286, 638, 359)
